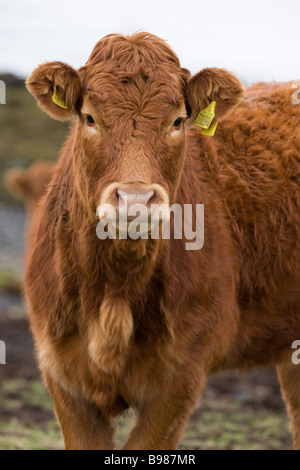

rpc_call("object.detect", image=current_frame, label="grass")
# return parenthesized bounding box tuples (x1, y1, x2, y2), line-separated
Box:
(0, 268, 23, 295)
(183, 397, 291, 450)
(0, 378, 292, 450)
(0, 420, 64, 451)
(0, 379, 63, 450)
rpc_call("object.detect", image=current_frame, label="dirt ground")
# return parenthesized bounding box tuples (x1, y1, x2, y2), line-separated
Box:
(0, 205, 293, 450)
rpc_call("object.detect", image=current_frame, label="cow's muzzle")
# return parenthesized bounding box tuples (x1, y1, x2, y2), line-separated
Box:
(97, 182, 170, 237)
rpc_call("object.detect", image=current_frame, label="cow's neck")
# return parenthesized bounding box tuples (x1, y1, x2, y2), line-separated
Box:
(61, 186, 169, 396)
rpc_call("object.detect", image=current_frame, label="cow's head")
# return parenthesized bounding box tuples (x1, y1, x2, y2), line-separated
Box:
(27, 33, 243, 236)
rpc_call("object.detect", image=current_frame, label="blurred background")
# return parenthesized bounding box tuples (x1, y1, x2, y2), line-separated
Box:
(0, 0, 298, 450)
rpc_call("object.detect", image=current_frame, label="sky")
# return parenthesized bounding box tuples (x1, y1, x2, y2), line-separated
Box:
(1, 0, 300, 84)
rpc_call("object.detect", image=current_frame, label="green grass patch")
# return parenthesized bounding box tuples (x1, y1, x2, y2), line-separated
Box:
(0, 420, 64, 451)
(0, 268, 23, 294)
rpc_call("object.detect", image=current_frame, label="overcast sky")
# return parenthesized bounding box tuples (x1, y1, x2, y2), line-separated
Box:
(1, 0, 299, 84)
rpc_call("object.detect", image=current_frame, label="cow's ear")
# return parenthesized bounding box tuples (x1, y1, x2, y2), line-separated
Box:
(26, 61, 82, 121)
(186, 68, 244, 124)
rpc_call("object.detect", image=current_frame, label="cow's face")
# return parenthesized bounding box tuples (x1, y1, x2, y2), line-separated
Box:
(27, 33, 243, 231)
(76, 59, 189, 223)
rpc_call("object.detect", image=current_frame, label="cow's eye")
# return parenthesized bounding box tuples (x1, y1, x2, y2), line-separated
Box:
(173, 118, 182, 128)
(86, 114, 95, 126)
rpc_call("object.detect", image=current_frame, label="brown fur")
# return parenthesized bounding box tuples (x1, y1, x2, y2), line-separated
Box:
(25, 32, 300, 450)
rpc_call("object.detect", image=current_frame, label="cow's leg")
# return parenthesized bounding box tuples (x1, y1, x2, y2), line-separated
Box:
(45, 374, 114, 450)
(277, 360, 300, 450)
(122, 374, 205, 450)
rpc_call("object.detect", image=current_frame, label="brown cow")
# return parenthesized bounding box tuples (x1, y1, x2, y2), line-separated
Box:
(5, 161, 55, 215)
(25, 32, 300, 450)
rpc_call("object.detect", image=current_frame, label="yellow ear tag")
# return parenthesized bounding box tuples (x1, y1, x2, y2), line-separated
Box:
(52, 89, 68, 109)
(194, 100, 216, 129)
(201, 121, 218, 136)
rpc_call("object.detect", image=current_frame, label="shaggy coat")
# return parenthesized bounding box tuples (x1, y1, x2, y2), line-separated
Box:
(25, 33, 300, 450)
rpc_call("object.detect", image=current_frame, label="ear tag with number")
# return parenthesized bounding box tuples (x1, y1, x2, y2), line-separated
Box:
(194, 101, 217, 136)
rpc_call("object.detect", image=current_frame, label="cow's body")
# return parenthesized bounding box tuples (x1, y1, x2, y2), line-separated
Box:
(213, 80, 300, 369)
(25, 33, 300, 449)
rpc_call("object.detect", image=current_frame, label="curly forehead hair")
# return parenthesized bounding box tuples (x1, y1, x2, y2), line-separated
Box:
(79, 33, 190, 117)
(81, 33, 189, 84)
(84, 32, 182, 72)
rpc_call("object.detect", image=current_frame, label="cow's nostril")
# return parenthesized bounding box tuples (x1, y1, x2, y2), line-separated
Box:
(147, 191, 157, 208)
(116, 189, 129, 208)
(117, 189, 125, 199)
(110, 188, 121, 209)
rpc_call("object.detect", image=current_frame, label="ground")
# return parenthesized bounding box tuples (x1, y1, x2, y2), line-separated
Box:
(0, 77, 293, 450)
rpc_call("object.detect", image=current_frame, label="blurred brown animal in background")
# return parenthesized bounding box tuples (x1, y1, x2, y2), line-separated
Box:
(5, 161, 55, 215)
(25, 32, 300, 450)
